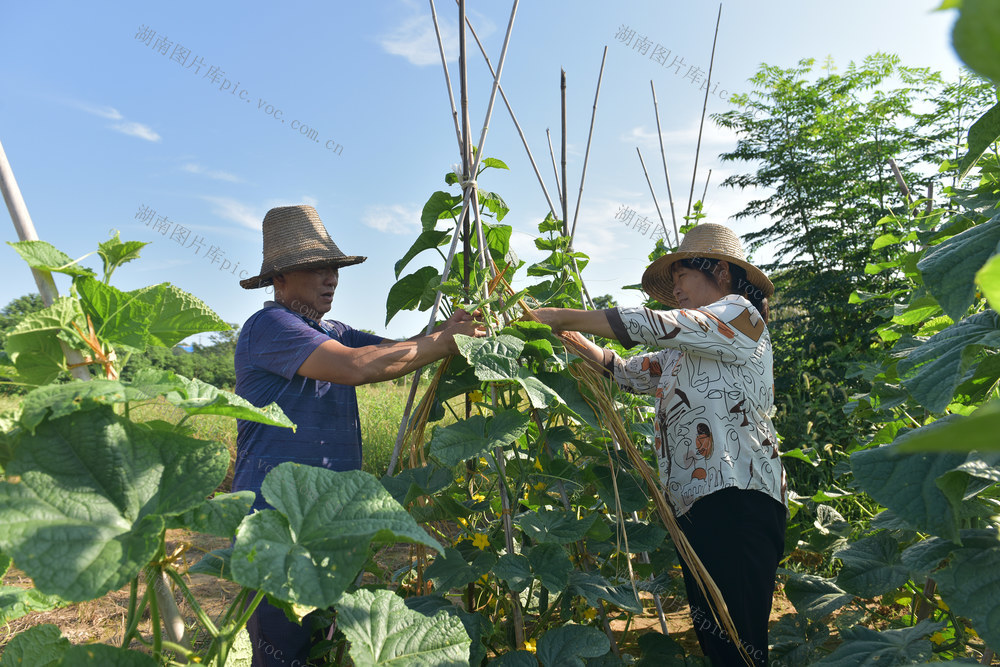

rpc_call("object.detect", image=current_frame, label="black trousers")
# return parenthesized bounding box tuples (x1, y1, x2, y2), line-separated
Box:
(675, 488, 787, 666)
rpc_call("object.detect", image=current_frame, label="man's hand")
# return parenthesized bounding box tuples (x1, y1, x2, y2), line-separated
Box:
(439, 317, 486, 353)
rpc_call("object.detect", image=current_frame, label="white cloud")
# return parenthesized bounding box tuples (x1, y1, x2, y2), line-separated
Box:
(362, 204, 422, 235)
(378, 1, 494, 66)
(182, 163, 241, 183)
(201, 196, 262, 230)
(62, 99, 161, 142)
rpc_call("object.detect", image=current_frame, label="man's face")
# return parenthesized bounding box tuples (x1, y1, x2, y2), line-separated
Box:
(274, 267, 339, 319)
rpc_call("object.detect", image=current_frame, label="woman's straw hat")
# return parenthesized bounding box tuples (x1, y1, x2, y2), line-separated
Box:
(239, 205, 366, 289)
(641, 223, 773, 307)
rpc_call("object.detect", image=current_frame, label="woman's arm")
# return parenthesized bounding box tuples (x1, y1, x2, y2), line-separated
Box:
(532, 308, 616, 338)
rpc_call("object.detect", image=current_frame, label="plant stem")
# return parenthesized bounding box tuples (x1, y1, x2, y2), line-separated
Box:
(165, 567, 219, 637)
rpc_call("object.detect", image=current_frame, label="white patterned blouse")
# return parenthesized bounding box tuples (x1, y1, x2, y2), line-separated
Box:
(603, 294, 787, 517)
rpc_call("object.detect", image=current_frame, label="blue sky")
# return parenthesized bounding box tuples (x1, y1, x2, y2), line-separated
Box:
(0, 0, 965, 341)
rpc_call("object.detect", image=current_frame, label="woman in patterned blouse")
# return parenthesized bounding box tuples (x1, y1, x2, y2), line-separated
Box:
(533, 224, 787, 667)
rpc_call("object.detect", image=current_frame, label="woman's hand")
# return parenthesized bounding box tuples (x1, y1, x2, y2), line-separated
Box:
(528, 307, 564, 331)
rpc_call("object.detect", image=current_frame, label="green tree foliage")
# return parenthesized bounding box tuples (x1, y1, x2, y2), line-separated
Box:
(120, 325, 239, 389)
(715, 55, 997, 494)
(0, 294, 44, 348)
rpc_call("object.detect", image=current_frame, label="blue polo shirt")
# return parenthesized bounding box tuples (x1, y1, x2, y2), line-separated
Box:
(232, 301, 384, 511)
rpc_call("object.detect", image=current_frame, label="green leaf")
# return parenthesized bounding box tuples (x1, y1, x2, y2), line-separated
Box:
(517, 509, 597, 545)
(851, 425, 968, 542)
(223, 628, 253, 667)
(7, 240, 95, 278)
(953, 0, 1000, 85)
(490, 651, 538, 666)
(493, 553, 532, 593)
(565, 571, 642, 613)
(425, 546, 496, 593)
(536, 624, 610, 667)
(916, 214, 1000, 322)
(61, 644, 159, 665)
(165, 375, 295, 429)
(780, 570, 852, 620)
(0, 408, 229, 601)
(0, 585, 67, 625)
(614, 521, 668, 554)
(127, 283, 229, 348)
(97, 232, 149, 282)
(75, 276, 155, 350)
(481, 157, 509, 171)
(385, 266, 441, 326)
(833, 533, 909, 598)
(429, 409, 530, 467)
(528, 542, 572, 593)
(404, 596, 493, 667)
(231, 464, 441, 609)
(592, 465, 648, 515)
(168, 491, 256, 536)
(421, 191, 464, 231)
(768, 614, 830, 667)
(896, 400, 1000, 451)
(478, 190, 510, 222)
(538, 371, 602, 430)
(5, 297, 87, 385)
(381, 465, 453, 507)
(0, 623, 69, 667)
(454, 334, 524, 381)
(19, 377, 172, 433)
(897, 311, 1000, 413)
(957, 101, 1000, 179)
(933, 543, 1000, 650)
(811, 619, 941, 666)
(516, 367, 563, 409)
(976, 252, 1000, 313)
(335, 589, 471, 666)
(901, 530, 1000, 575)
(188, 547, 234, 580)
(394, 229, 452, 279)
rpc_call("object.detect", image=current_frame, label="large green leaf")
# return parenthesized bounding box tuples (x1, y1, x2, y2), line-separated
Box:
(127, 282, 229, 348)
(979, 252, 1000, 313)
(916, 215, 1000, 322)
(833, 533, 909, 598)
(454, 334, 524, 381)
(493, 553, 532, 593)
(168, 491, 256, 536)
(19, 378, 168, 433)
(897, 311, 1000, 413)
(75, 276, 155, 350)
(0, 408, 228, 601)
(336, 589, 470, 666)
(896, 400, 1000, 452)
(421, 191, 464, 231)
(385, 266, 441, 326)
(536, 624, 609, 667)
(230, 464, 441, 609)
(4, 297, 87, 385)
(958, 101, 1000, 179)
(538, 371, 602, 430)
(768, 614, 831, 667)
(901, 530, 1000, 576)
(428, 409, 530, 467)
(0, 585, 67, 625)
(61, 644, 159, 665)
(517, 508, 597, 545)
(953, 0, 1000, 86)
(565, 571, 642, 613)
(780, 571, 852, 620)
(425, 546, 497, 593)
(165, 375, 295, 429)
(528, 542, 572, 593)
(592, 465, 648, 515)
(515, 367, 563, 409)
(7, 240, 95, 278)
(852, 426, 968, 542)
(812, 619, 942, 666)
(404, 595, 493, 667)
(0, 623, 68, 667)
(395, 229, 452, 279)
(933, 543, 1000, 650)
(381, 465, 453, 507)
(490, 651, 540, 666)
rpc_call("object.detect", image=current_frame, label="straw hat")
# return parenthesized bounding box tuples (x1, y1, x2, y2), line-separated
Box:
(239, 205, 366, 289)
(641, 223, 773, 307)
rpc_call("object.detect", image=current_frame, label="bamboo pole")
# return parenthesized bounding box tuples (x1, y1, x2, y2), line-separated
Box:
(546, 129, 563, 211)
(685, 4, 723, 220)
(700, 168, 713, 208)
(651, 81, 680, 243)
(0, 137, 91, 382)
(636, 147, 673, 245)
(568, 46, 608, 244)
(560, 69, 569, 238)
(428, 0, 463, 153)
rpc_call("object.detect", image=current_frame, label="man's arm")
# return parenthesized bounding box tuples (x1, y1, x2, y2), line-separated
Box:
(297, 319, 481, 385)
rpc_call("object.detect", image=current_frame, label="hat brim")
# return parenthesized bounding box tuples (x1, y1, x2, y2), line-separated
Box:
(239, 256, 367, 289)
(641, 250, 773, 307)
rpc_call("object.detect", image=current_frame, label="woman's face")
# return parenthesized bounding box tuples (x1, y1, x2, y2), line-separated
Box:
(672, 261, 728, 308)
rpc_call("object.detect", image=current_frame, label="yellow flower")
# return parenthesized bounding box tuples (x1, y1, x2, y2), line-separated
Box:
(929, 631, 948, 646)
(457, 517, 469, 528)
(533, 482, 547, 492)
(533, 458, 543, 472)
(472, 493, 486, 502)
(473, 533, 490, 550)
(524, 638, 537, 653)
(583, 607, 598, 621)
(469, 390, 484, 402)
(478, 573, 489, 584)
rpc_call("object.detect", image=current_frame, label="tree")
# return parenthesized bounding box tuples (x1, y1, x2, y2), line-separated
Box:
(0, 293, 45, 348)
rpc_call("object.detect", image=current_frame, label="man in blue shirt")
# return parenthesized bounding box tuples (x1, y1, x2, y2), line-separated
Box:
(233, 205, 479, 666)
